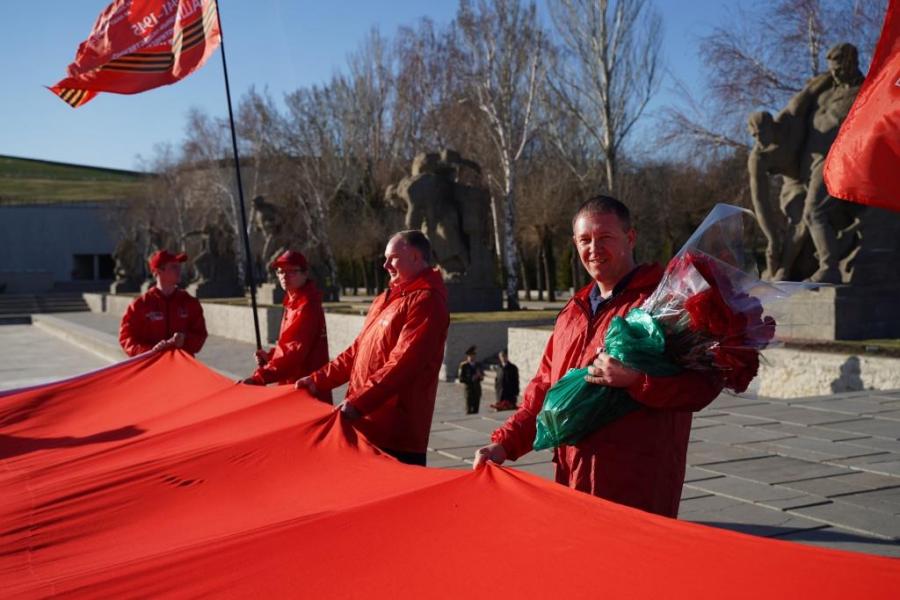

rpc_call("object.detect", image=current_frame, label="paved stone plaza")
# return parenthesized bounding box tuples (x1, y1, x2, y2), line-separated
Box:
(3, 313, 899, 558)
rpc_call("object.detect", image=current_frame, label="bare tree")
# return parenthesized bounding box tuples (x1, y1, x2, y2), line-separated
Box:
(393, 19, 468, 157)
(282, 82, 358, 291)
(133, 143, 189, 252)
(662, 0, 886, 157)
(541, 84, 606, 191)
(457, 0, 547, 310)
(178, 108, 253, 285)
(237, 87, 284, 200)
(517, 157, 581, 300)
(282, 41, 404, 294)
(345, 29, 406, 192)
(546, 0, 663, 192)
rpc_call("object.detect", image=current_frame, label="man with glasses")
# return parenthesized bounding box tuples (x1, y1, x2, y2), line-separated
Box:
(242, 251, 332, 404)
(119, 249, 207, 357)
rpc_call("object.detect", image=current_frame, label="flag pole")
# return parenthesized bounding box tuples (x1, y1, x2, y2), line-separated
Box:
(213, 0, 262, 350)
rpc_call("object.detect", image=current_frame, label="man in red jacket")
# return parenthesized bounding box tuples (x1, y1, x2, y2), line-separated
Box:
(474, 196, 723, 517)
(296, 230, 449, 466)
(119, 250, 208, 357)
(242, 250, 332, 403)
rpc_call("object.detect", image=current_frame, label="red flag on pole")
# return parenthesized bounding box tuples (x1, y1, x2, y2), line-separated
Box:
(49, 0, 221, 108)
(824, 0, 900, 211)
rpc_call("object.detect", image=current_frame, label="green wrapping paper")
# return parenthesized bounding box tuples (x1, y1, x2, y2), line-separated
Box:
(533, 309, 683, 451)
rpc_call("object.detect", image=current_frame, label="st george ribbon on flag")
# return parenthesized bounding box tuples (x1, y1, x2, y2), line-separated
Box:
(48, 0, 221, 108)
(824, 0, 900, 211)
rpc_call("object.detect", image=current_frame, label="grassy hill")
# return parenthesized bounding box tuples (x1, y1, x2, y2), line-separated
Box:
(0, 155, 148, 204)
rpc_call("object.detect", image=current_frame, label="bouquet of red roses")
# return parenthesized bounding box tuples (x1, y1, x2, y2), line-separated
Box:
(534, 204, 788, 451)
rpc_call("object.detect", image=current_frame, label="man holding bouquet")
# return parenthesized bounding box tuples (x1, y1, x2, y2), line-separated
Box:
(474, 196, 724, 518)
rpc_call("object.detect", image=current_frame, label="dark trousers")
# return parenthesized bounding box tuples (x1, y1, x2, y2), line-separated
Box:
(465, 387, 481, 414)
(383, 447, 426, 466)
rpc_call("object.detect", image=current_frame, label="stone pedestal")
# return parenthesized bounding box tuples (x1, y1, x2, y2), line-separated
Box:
(773, 284, 900, 341)
(109, 280, 140, 294)
(758, 347, 900, 398)
(186, 281, 243, 299)
(256, 283, 285, 306)
(323, 311, 556, 381)
(847, 205, 900, 285)
(445, 283, 503, 313)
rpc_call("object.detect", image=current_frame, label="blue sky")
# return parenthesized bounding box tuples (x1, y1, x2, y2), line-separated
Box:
(0, 1, 732, 171)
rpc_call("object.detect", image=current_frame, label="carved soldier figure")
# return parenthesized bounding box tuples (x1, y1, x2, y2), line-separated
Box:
(183, 215, 242, 298)
(188, 219, 234, 285)
(801, 43, 865, 283)
(387, 149, 491, 282)
(747, 43, 864, 282)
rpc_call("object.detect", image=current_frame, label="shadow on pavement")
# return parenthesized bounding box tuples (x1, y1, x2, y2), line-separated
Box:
(697, 520, 898, 547)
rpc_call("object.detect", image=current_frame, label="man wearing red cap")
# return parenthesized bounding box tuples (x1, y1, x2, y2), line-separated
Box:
(119, 250, 208, 357)
(296, 230, 449, 466)
(241, 251, 331, 403)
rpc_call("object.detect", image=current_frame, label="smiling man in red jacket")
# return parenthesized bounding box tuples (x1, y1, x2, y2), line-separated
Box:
(119, 250, 207, 357)
(474, 196, 723, 518)
(241, 250, 332, 404)
(296, 230, 449, 466)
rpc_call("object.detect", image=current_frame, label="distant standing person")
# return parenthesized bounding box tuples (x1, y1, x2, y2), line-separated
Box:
(295, 230, 449, 466)
(241, 251, 332, 404)
(491, 350, 519, 411)
(119, 250, 207, 357)
(457, 346, 485, 414)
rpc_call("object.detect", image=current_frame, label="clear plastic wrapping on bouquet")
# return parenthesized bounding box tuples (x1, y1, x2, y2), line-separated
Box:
(640, 204, 799, 393)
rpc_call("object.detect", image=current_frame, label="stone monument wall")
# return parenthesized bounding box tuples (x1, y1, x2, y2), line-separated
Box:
(505, 324, 900, 399)
(387, 149, 502, 312)
(770, 285, 900, 340)
(87, 292, 555, 382)
(759, 348, 900, 397)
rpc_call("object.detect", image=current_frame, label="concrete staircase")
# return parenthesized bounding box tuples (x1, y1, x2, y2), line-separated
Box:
(0, 293, 89, 323)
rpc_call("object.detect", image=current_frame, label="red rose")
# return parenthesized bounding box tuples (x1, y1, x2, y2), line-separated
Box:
(673, 250, 777, 393)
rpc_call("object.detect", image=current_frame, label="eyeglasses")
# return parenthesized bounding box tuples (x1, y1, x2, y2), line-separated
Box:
(276, 268, 302, 275)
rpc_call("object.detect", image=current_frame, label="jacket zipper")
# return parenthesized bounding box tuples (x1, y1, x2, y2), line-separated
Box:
(164, 294, 171, 340)
(574, 295, 609, 368)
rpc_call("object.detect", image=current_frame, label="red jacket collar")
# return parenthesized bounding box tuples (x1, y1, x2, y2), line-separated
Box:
(573, 263, 663, 307)
(147, 286, 184, 301)
(284, 280, 320, 309)
(387, 267, 447, 301)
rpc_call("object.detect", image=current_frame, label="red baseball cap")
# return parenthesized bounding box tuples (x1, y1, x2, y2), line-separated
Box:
(148, 250, 188, 273)
(272, 250, 308, 271)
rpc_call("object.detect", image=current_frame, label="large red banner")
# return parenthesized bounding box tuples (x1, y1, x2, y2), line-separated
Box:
(49, 0, 221, 108)
(1, 351, 898, 598)
(824, 0, 900, 210)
